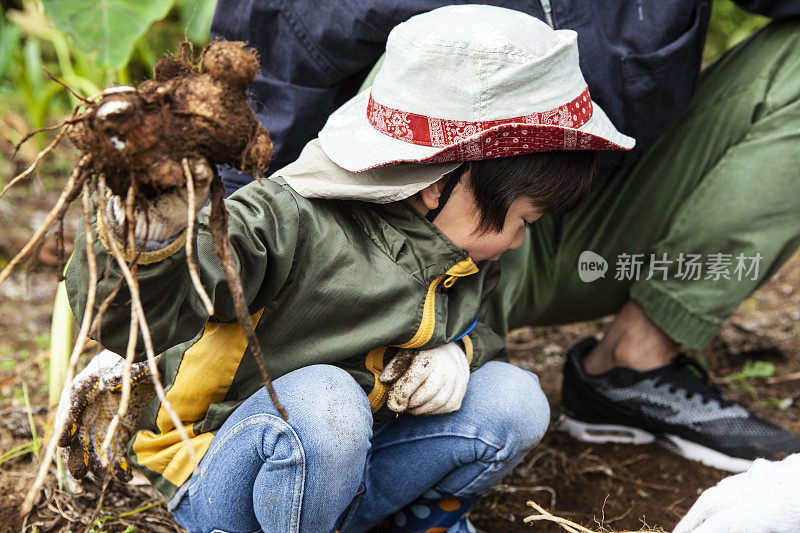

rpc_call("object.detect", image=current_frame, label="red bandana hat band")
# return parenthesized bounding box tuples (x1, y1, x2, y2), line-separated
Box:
(364, 86, 619, 163)
(367, 87, 594, 148)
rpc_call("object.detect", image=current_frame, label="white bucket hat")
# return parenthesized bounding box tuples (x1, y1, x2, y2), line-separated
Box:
(318, 4, 635, 177)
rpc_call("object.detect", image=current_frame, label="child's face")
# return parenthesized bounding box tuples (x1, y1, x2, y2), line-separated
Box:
(432, 181, 543, 262)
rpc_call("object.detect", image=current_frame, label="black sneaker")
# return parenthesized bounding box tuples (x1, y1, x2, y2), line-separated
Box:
(559, 337, 800, 472)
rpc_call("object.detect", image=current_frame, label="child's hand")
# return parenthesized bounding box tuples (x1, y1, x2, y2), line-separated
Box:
(104, 156, 213, 243)
(379, 343, 469, 415)
(56, 350, 159, 482)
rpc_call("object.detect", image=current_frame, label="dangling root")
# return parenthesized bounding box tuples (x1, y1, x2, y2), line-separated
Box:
(42, 67, 92, 104)
(21, 181, 98, 515)
(9, 111, 89, 161)
(0, 154, 92, 286)
(88, 277, 125, 339)
(99, 304, 138, 471)
(182, 158, 214, 316)
(209, 179, 288, 419)
(1, 109, 82, 201)
(96, 175, 200, 477)
(99, 182, 140, 470)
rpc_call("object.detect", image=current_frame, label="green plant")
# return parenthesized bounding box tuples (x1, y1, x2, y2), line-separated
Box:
(20, 380, 39, 454)
(704, 0, 769, 64)
(0, 438, 43, 465)
(724, 359, 776, 399)
(764, 396, 793, 411)
(0, 0, 217, 153)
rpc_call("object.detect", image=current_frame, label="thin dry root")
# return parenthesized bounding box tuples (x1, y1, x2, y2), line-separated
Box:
(10, 110, 89, 161)
(0, 154, 92, 287)
(96, 175, 200, 478)
(21, 181, 98, 515)
(523, 500, 662, 533)
(1, 111, 79, 201)
(99, 183, 140, 469)
(209, 179, 288, 419)
(182, 158, 214, 316)
(42, 67, 92, 103)
(99, 308, 137, 469)
(88, 277, 125, 339)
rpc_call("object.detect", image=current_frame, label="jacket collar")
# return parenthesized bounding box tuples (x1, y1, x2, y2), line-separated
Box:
(345, 198, 471, 284)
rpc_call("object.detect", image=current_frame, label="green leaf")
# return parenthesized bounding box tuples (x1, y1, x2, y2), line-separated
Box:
(725, 360, 777, 383)
(42, 0, 175, 69)
(0, 12, 22, 82)
(742, 360, 776, 379)
(180, 0, 218, 43)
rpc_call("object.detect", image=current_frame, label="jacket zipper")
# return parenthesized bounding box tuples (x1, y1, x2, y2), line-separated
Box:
(538, 0, 554, 28)
(365, 258, 479, 411)
(395, 258, 479, 349)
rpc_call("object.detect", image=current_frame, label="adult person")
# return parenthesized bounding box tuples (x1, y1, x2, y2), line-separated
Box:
(210, 0, 800, 470)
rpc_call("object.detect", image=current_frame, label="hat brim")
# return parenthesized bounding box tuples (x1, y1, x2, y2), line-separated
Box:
(320, 88, 636, 173)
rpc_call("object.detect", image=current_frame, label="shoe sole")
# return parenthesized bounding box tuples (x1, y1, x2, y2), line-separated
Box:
(559, 416, 753, 473)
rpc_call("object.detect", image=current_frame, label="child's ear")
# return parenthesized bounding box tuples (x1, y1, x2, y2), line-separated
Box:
(418, 179, 445, 211)
(418, 164, 469, 212)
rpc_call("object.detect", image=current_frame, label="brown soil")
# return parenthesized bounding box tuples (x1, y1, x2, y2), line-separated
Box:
(1, 149, 798, 532)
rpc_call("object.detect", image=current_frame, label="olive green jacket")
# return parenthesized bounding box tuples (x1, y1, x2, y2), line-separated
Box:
(66, 157, 510, 501)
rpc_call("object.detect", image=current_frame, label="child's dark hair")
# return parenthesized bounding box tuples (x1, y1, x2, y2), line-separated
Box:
(456, 150, 598, 233)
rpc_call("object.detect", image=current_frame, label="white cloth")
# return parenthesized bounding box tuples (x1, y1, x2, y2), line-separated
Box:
(273, 138, 460, 203)
(319, 5, 634, 172)
(673, 453, 800, 533)
(382, 343, 470, 415)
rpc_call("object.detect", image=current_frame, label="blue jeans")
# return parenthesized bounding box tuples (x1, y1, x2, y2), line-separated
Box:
(171, 361, 549, 532)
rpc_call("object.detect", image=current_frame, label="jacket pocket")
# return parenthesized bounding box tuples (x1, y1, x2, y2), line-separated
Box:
(620, 3, 708, 154)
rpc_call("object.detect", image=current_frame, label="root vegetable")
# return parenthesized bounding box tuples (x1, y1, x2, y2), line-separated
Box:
(7, 39, 286, 514)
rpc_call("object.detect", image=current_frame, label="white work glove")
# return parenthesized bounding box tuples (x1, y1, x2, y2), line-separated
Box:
(673, 453, 800, 533)
(379, 343, 470, 415)
(106, 156, 214, 243)
(55, 350, 158, 482)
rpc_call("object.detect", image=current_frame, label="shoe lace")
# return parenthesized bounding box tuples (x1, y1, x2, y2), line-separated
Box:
(654, 354, 731, 406)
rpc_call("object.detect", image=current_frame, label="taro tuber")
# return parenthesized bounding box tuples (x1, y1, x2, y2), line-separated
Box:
(68, 40, 272, 199)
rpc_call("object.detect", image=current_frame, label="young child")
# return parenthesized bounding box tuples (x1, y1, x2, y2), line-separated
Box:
(63, 5, 633, 532)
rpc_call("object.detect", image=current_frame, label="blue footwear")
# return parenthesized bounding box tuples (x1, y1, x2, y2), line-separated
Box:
(444, 515, 483, 533)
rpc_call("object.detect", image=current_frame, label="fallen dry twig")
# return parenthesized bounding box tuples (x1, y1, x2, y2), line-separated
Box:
(524, 499, 665, 533)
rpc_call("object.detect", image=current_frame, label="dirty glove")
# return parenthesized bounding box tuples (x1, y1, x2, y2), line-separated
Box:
(673, 454, 800, 533)
(379, 343, 469, 415)
(105, 156, 214, 243)
(56, 350, 158, 482)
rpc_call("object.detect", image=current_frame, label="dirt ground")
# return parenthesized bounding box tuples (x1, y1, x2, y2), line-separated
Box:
(0, 156, 798, 532)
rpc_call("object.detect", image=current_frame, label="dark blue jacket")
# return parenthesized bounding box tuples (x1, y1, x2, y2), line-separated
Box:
(211, 0, 800, 193)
